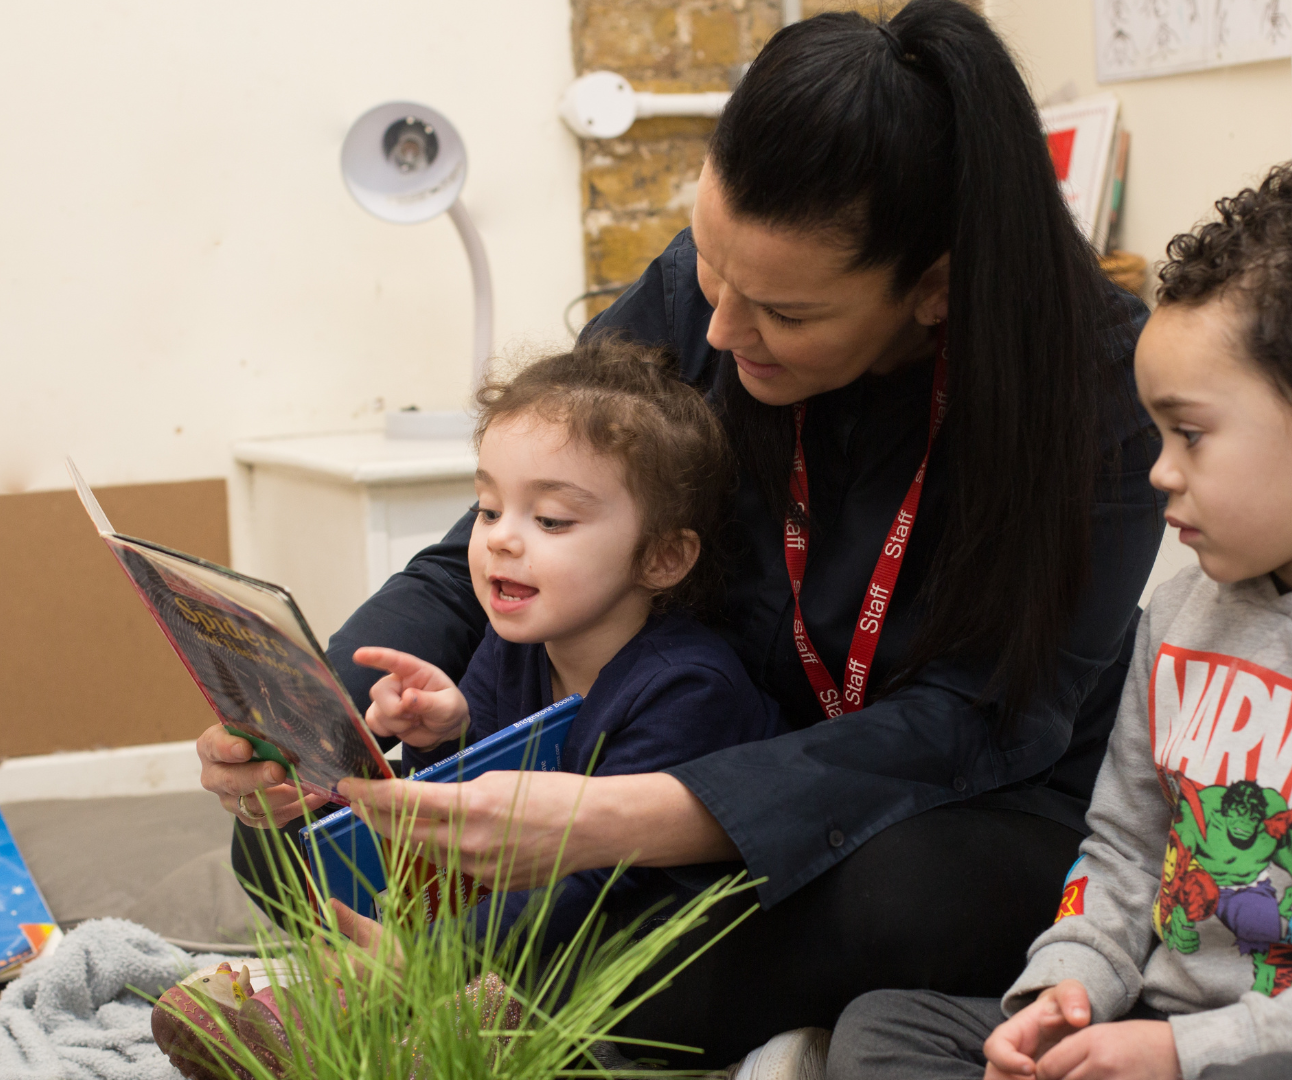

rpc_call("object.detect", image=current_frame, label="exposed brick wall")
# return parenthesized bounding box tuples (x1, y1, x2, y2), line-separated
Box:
(574, 1, 783, 319)
(572, 2, 981, 321)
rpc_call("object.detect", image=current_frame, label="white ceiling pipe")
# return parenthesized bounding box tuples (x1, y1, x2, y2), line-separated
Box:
(634, 90, 732, 120)
(559, 71, 731, 140)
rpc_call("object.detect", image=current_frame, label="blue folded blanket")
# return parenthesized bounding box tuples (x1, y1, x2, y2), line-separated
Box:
(0, 918, 227, 1080)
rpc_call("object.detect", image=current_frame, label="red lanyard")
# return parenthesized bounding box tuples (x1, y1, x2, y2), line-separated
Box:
(784, 331, 949, 718)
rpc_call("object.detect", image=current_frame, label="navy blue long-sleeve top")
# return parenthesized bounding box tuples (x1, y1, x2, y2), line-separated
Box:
(401, 613, 784, 934)
(327, 228, 1165, 909)
(404, 614, 784, 778)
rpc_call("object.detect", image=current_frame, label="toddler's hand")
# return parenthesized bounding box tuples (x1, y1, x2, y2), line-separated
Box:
(319, 898, 404, 982)
(984, 980, 1091, 1079)
(354, 647, 470, 749)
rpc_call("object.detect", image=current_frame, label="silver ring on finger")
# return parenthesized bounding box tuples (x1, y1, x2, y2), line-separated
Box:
(238, 793, 268, 823)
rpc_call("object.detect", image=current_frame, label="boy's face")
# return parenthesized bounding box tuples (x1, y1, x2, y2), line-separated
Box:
(1136, 299, 1292, 587)
(468, 414, 652, 649)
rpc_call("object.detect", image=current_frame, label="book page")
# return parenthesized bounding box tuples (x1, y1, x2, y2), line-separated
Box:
(66, 457, 115, 537)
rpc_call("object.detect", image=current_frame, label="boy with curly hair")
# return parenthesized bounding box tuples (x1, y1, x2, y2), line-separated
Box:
(827, 165, 1292, 1080)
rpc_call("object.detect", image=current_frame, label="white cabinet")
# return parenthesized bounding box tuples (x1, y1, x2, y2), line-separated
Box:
(232, 433, 477, 644)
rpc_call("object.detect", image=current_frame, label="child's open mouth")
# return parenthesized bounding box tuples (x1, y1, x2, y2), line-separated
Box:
(490, 577, 538, 612)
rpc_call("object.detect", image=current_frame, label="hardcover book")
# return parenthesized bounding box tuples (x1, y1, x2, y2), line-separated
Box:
(0, 807, 59, 982)
(67, 459, 394, 801)
(301, 694, 581, 923)
(1103, 128, 1132, 255)
(1040, 93, 1121, 248)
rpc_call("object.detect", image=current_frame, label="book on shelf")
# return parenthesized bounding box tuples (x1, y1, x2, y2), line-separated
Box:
(1040, 92, 1126, 256)
(67, 458, 394, 802)
(1103, 128, 1132, 255)
(0, 807, 60, 982)
(300, 693, 581, 923)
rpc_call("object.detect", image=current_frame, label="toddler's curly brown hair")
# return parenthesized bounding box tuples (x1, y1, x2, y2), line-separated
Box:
(474, 335, 733, 612)
(1158, 163, 1292, 399)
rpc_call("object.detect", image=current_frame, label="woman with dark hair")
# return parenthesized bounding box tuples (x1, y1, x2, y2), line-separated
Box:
(200, 0, 1163, 1067)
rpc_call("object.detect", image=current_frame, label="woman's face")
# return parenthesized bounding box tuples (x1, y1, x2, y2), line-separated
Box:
(691, 162, 947, 406)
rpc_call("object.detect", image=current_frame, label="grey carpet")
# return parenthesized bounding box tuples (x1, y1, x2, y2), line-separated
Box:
(2, 793, 268, 951)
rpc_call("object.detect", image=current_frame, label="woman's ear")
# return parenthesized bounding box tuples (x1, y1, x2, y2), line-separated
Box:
(640, 529, 702, 592)
(913, 252, 950, 327)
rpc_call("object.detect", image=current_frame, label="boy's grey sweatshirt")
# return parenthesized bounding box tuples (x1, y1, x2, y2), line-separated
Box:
(1003, 566, 1292, 1078)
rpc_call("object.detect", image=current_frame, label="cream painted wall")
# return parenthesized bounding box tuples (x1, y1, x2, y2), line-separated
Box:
(0, 2, 582, 547)
(986, 0, 1292, 603)
(987, 0, 1292, 277)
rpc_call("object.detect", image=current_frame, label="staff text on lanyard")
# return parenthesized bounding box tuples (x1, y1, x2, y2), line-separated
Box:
(784, 332, 949, 718)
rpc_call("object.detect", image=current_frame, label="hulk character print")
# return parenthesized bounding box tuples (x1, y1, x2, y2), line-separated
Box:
(1154, 772, 1292, 996)
(1148, 642, 1292, 997)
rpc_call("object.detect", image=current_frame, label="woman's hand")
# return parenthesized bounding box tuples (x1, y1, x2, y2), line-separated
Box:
(984, 981, 1091, 1079)
(197, 723, 329, 829)
(354, 647, 471, 749)
(337, 770, 738, 888)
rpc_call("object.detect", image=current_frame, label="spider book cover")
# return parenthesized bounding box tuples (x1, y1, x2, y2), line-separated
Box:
(67, 458, 393, 801)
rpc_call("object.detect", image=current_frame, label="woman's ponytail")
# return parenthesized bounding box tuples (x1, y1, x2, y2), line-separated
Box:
(886, 1, 1113, 711)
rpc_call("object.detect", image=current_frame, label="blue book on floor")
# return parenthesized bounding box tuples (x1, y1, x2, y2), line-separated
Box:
(0, 807, 58, 981)
(301, 694, 581, 922)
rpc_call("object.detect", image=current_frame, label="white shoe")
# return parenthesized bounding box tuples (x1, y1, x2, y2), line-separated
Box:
(727, 1028, 832, 1080)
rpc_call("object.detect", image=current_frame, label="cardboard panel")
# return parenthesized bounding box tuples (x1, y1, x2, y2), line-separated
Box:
(0, 480, 229, 757)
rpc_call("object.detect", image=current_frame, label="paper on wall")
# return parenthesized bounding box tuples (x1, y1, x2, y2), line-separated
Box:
(1096, 0, 1291, 83)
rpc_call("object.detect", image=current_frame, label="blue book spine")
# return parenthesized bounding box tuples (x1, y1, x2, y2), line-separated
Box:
(301, 694, 581, 920)
(0, 808, 57, 979)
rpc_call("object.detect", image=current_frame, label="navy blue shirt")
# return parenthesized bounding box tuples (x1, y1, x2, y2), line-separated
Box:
(328, 228, 1165, 909)
(402, 612, 784, 935)
(404, 612, 784, 776)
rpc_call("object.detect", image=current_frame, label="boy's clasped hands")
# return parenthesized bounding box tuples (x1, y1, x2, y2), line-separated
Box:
(984, 981, 1180, 1080)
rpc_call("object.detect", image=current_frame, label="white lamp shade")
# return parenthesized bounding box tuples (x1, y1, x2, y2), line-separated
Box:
(341, 101, 467, 224)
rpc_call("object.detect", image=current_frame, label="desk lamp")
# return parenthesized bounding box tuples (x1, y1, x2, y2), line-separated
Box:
(341, 102, 492, 440)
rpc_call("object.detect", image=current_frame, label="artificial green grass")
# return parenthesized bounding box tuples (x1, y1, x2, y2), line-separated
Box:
(159, 778, 756, 1080)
